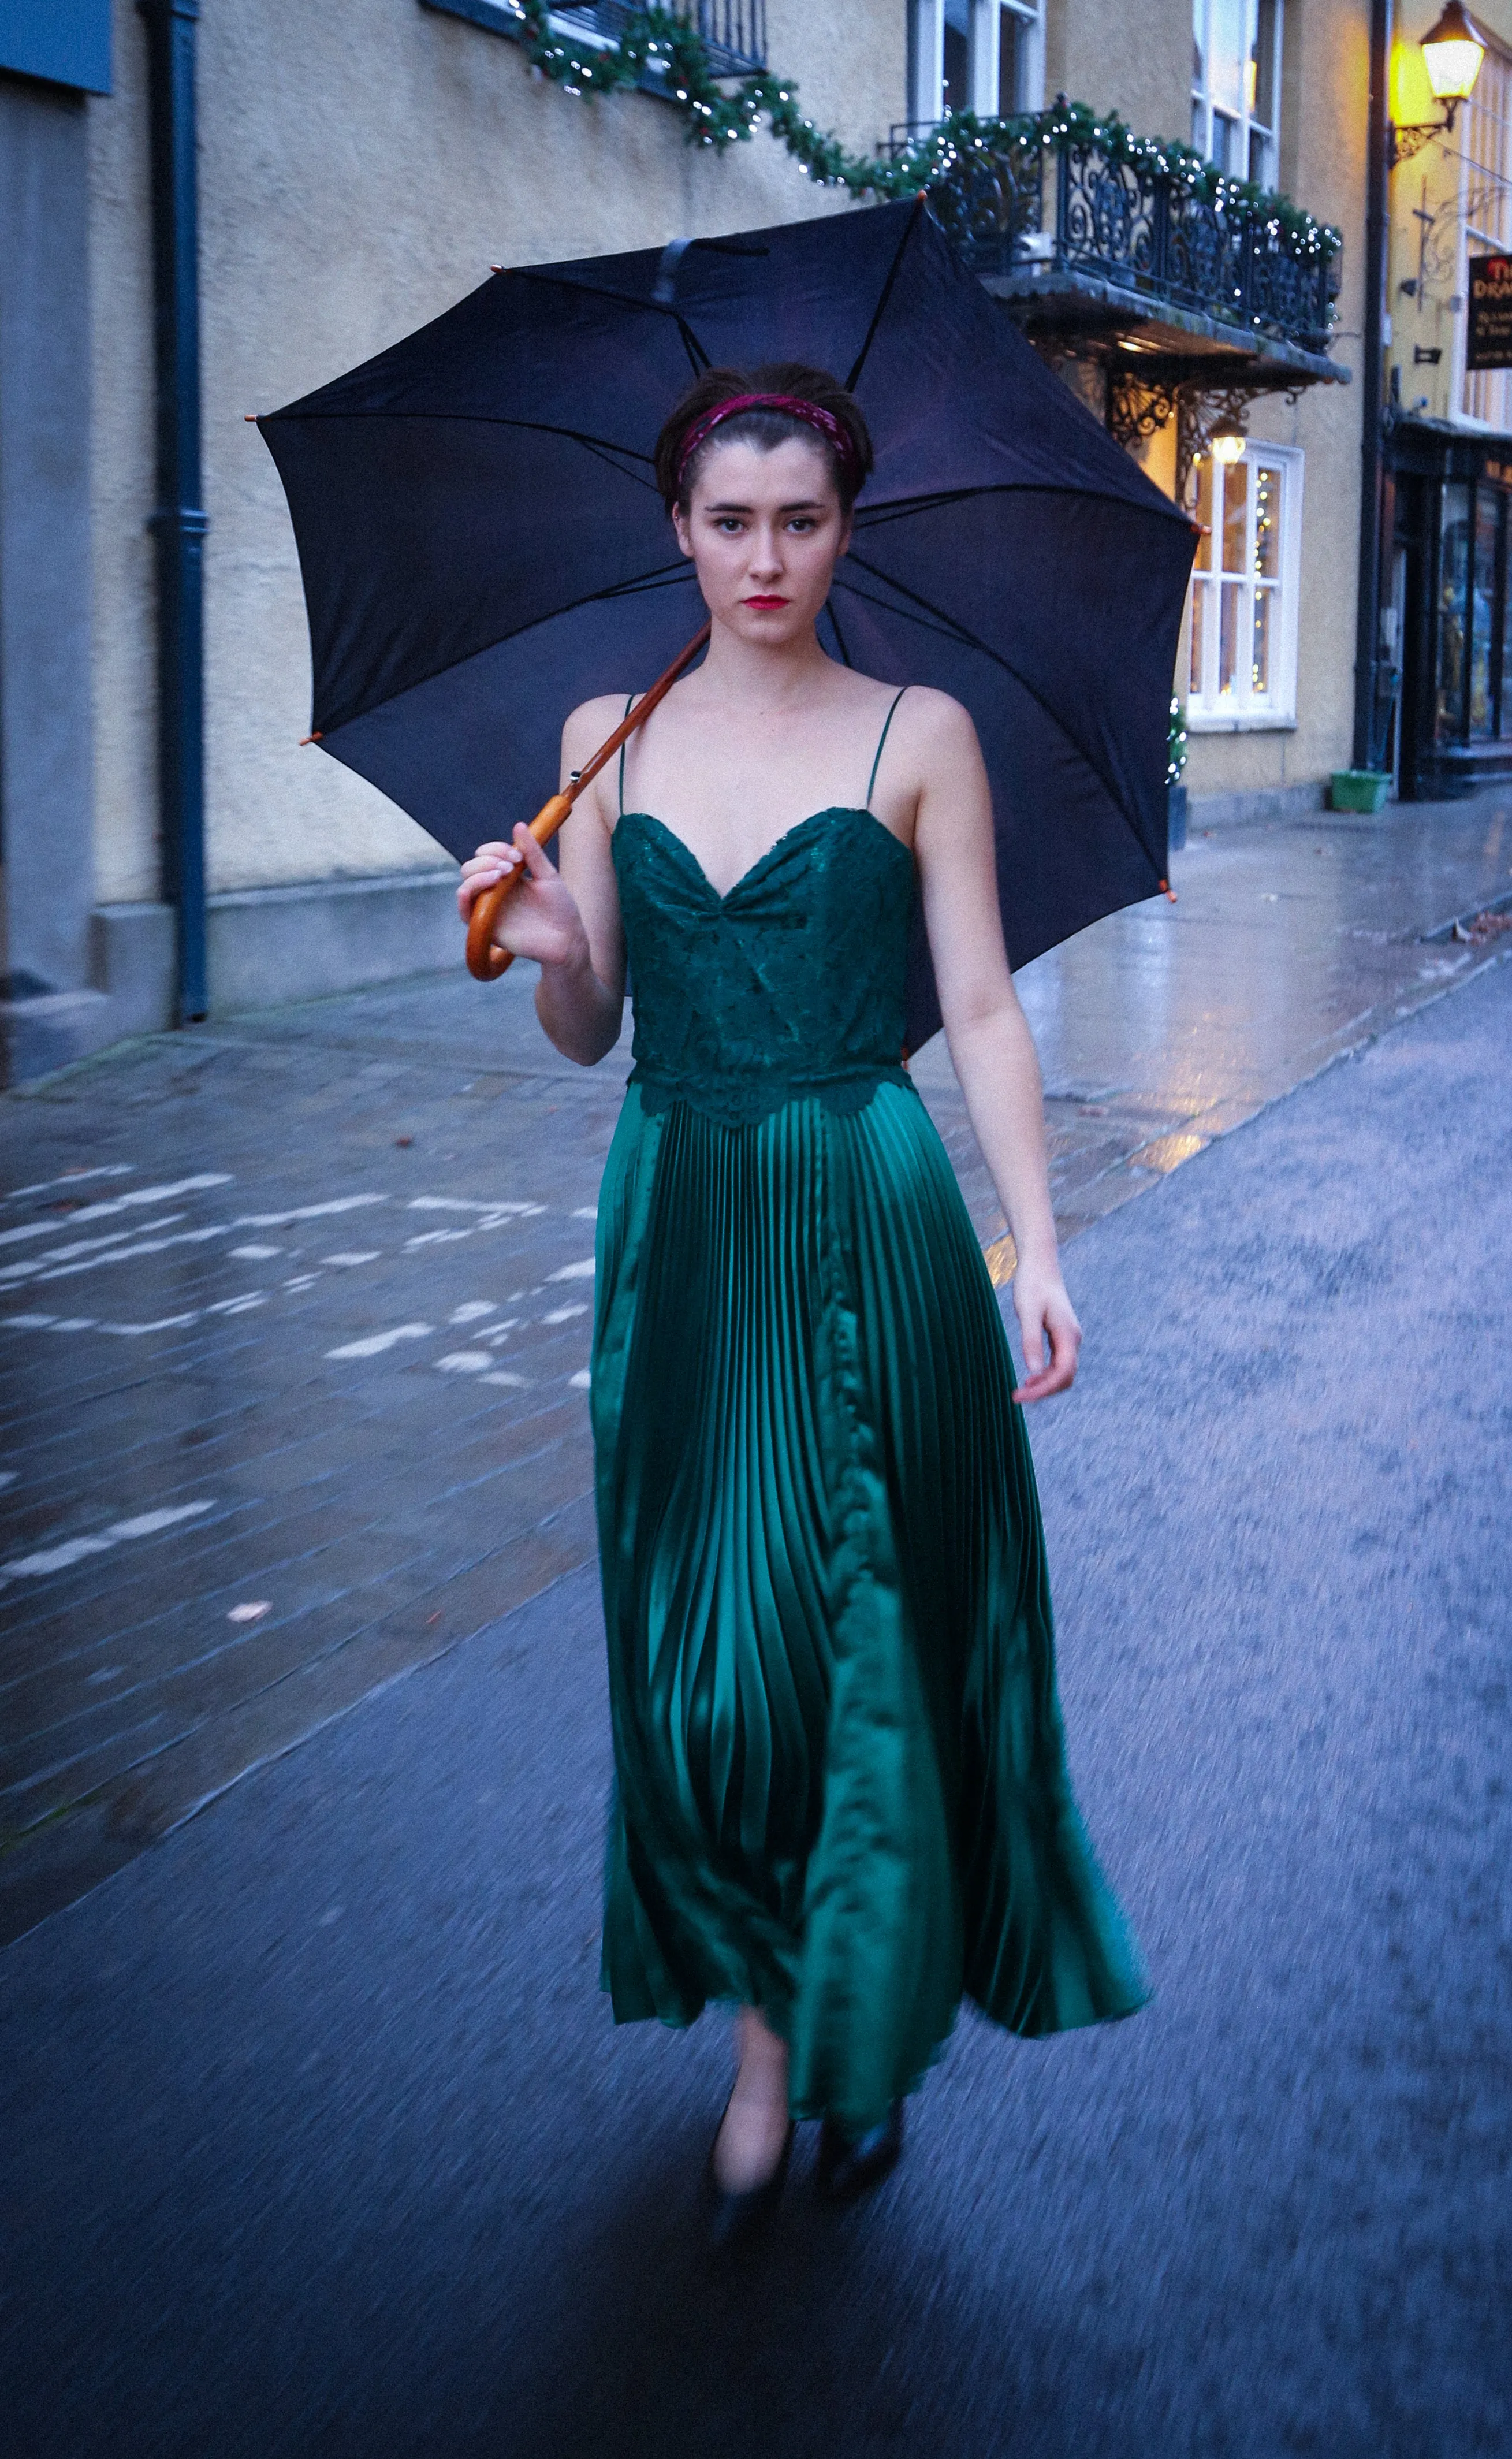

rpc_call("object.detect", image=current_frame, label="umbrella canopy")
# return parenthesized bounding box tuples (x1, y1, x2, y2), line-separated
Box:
(259, 198, 1196, 1048)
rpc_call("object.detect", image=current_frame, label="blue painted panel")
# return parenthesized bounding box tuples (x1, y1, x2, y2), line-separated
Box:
(0, 0, 112, 95)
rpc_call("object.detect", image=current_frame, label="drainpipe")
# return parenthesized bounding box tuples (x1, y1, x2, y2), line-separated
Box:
(1353, 0, 1391, 772)
(140, 0, 207, 1021)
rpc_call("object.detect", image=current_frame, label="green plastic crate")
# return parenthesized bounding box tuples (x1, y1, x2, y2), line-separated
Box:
(1329, 769, 1391, 814)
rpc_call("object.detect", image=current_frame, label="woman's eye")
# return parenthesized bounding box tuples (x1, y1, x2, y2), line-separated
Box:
(716, 518, 744, 534)
(788, 517, 817, 533)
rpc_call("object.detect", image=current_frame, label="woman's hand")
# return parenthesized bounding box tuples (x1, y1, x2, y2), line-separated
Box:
(1011, 1262, 1082, 1404)
(457, 825, 590, 972)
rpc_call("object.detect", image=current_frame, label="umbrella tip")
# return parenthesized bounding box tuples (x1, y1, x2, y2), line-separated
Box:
(1160, 879, 1178, 903)
(490, 263, 502, 273)
(300, 731, 323, 746)
(244, 413, 259, 423)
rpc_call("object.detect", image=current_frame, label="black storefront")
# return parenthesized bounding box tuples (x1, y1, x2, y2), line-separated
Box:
(1386, 414, 1512, 798)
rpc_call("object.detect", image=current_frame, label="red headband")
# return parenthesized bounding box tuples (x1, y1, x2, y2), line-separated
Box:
(675, 392, 862, 497)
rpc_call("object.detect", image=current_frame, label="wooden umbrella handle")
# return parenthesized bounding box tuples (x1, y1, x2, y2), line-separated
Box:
(464, 620, 712, 983)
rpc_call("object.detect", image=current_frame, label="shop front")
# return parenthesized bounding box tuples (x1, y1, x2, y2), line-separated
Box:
(1387, 415, 1512, 799)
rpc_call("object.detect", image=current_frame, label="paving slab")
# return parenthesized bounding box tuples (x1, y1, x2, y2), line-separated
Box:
(2, 791, 1510, 1947)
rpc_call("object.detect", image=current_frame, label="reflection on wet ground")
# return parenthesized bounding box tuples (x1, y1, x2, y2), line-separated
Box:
(1, 790, 1508, 1947)
(913, 794, 1512, 1268)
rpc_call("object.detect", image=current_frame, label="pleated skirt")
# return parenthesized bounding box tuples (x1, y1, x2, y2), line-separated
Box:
(591, 1077, 1146, 2131)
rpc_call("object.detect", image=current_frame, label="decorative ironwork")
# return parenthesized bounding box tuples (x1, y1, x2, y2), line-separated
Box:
(552, 0, 765, 74)
(1107, 369, 1183, 449)
(1174, 384, 1260, 500)
(936, 124, 1340, 356)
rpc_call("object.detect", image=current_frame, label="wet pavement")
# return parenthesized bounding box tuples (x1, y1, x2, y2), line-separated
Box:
(2, 791, 1510, 1951)
(3, 918, 1508, 2459)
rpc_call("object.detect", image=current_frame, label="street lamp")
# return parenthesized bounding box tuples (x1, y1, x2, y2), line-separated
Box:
(1391, 2, 1487, 165)
(1209, 414, 1247, 465)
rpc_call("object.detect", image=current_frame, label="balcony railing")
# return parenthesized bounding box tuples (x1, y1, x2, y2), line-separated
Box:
(908, 119, 1340, 356)
(551, 0, 765, 74)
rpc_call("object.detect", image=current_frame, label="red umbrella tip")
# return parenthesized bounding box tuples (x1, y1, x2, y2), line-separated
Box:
(300, 731, 323, 746)
(1160, 879, 1178, 903)
(244, 413, 259, 423)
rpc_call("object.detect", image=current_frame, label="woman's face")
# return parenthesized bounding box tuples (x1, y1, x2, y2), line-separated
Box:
(672, 435, 850, 645)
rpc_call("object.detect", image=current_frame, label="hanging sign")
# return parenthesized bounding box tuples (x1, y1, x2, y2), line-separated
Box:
(1466, 253, 1512, 370)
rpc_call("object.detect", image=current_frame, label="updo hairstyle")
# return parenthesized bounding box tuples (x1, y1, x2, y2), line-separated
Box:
(654, 362, 874, 518)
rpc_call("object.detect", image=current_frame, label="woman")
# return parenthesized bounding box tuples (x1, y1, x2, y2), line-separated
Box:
(459, 363, 1145, 2243)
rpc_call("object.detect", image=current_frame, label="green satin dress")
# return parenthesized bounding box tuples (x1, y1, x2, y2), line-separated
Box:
(591, 700, 1146, 2133)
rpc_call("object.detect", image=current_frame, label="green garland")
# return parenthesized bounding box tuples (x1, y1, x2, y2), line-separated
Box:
(504, 3, 1342, 268)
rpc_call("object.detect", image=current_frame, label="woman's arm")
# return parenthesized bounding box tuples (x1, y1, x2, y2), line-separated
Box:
(455, 698, 628, 1066)
(908, 694, 1081, 1403)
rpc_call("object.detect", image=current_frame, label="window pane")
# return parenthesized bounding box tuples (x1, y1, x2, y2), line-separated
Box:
(943, 6, 969, 110)
(1191, 579, 1209, 697)
(1437, 482, 1471, 738)
(1219, 580, 1243, 696)
(999, 9, 1024, 113)
(1252, 460, 1282, 577)
(1250, 0, 1278, 128)
(1209, 0, 1245, 114)
(1192, 457, 1213, 570)
(1211, 109, 1239, 172)
(1222, 459, 1247, 575)
(1247, 126, 1272, 182)
(1252, 585, 1273, 695)
(1470, 489, 1498, 736)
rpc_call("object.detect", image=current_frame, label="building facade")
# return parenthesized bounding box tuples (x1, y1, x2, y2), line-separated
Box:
(1, 0, 1365, 1082)
(1375, 0, 1512, 797)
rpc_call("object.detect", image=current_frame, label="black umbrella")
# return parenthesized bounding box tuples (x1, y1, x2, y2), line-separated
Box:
(258, 198, 1196, 1048)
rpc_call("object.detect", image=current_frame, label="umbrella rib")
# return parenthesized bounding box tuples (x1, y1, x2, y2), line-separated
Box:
(510, 266, 712, 374)
(835, 559, 1156, 858)
(843, 196, 928, 394)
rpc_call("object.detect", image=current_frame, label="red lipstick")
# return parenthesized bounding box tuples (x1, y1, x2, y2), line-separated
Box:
(743, 594, 789, 609)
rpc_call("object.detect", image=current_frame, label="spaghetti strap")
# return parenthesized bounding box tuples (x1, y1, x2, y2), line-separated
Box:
(617, 693, 636, 817)
(866, 688, 908, 811)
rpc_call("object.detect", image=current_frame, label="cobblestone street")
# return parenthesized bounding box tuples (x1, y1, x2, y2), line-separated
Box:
(3, 794, 1510, 1948)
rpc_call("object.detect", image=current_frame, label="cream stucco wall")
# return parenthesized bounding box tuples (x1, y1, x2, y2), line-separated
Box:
(86, 0, 1365, 919)
(1044, 0, 1190, 150)
(88, 0, 906, 905)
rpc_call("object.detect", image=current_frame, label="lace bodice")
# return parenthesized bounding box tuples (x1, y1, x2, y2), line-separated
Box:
(610, 806, 917, 1129)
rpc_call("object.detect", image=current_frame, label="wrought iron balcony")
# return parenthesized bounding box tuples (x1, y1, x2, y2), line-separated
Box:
(422, 1, 766, 77)
(911, 117, 1340, 360)
(550, 1, 765, 74)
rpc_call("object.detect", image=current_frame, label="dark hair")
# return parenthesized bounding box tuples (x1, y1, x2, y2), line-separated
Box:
(653, 362, 874, 516)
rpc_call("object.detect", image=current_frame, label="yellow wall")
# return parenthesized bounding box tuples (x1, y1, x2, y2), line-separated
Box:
(1386, 0, 1512, 423)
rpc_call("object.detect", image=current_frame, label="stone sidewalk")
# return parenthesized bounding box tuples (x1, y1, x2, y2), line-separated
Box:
(2, 792, 1510, 1947)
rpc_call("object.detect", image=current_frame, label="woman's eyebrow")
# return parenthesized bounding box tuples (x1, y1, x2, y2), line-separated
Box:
(703, 498, 825, 514)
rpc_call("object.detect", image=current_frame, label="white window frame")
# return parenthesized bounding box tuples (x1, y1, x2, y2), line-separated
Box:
(1453, 46, 1512, 429)
(1190, 0, 1283, 187)
(907, 0, 1044, 126)
(1186, 442, 1304, 731)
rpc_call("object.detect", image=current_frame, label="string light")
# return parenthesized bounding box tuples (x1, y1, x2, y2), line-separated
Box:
(501, 4, 1342, 274)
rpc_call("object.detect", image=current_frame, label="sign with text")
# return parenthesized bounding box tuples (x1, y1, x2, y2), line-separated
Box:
(1467, 254, 1512, 370)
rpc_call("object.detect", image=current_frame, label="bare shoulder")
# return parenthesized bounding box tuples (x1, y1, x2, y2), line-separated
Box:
(887, 686, 985, 788)
(891, 684, 979, 744)
(562, 693, 632, 759)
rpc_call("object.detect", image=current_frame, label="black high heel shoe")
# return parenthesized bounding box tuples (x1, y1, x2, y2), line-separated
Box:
(702, 2094, 795, 2252)
(815, 2101, 904, 2205)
